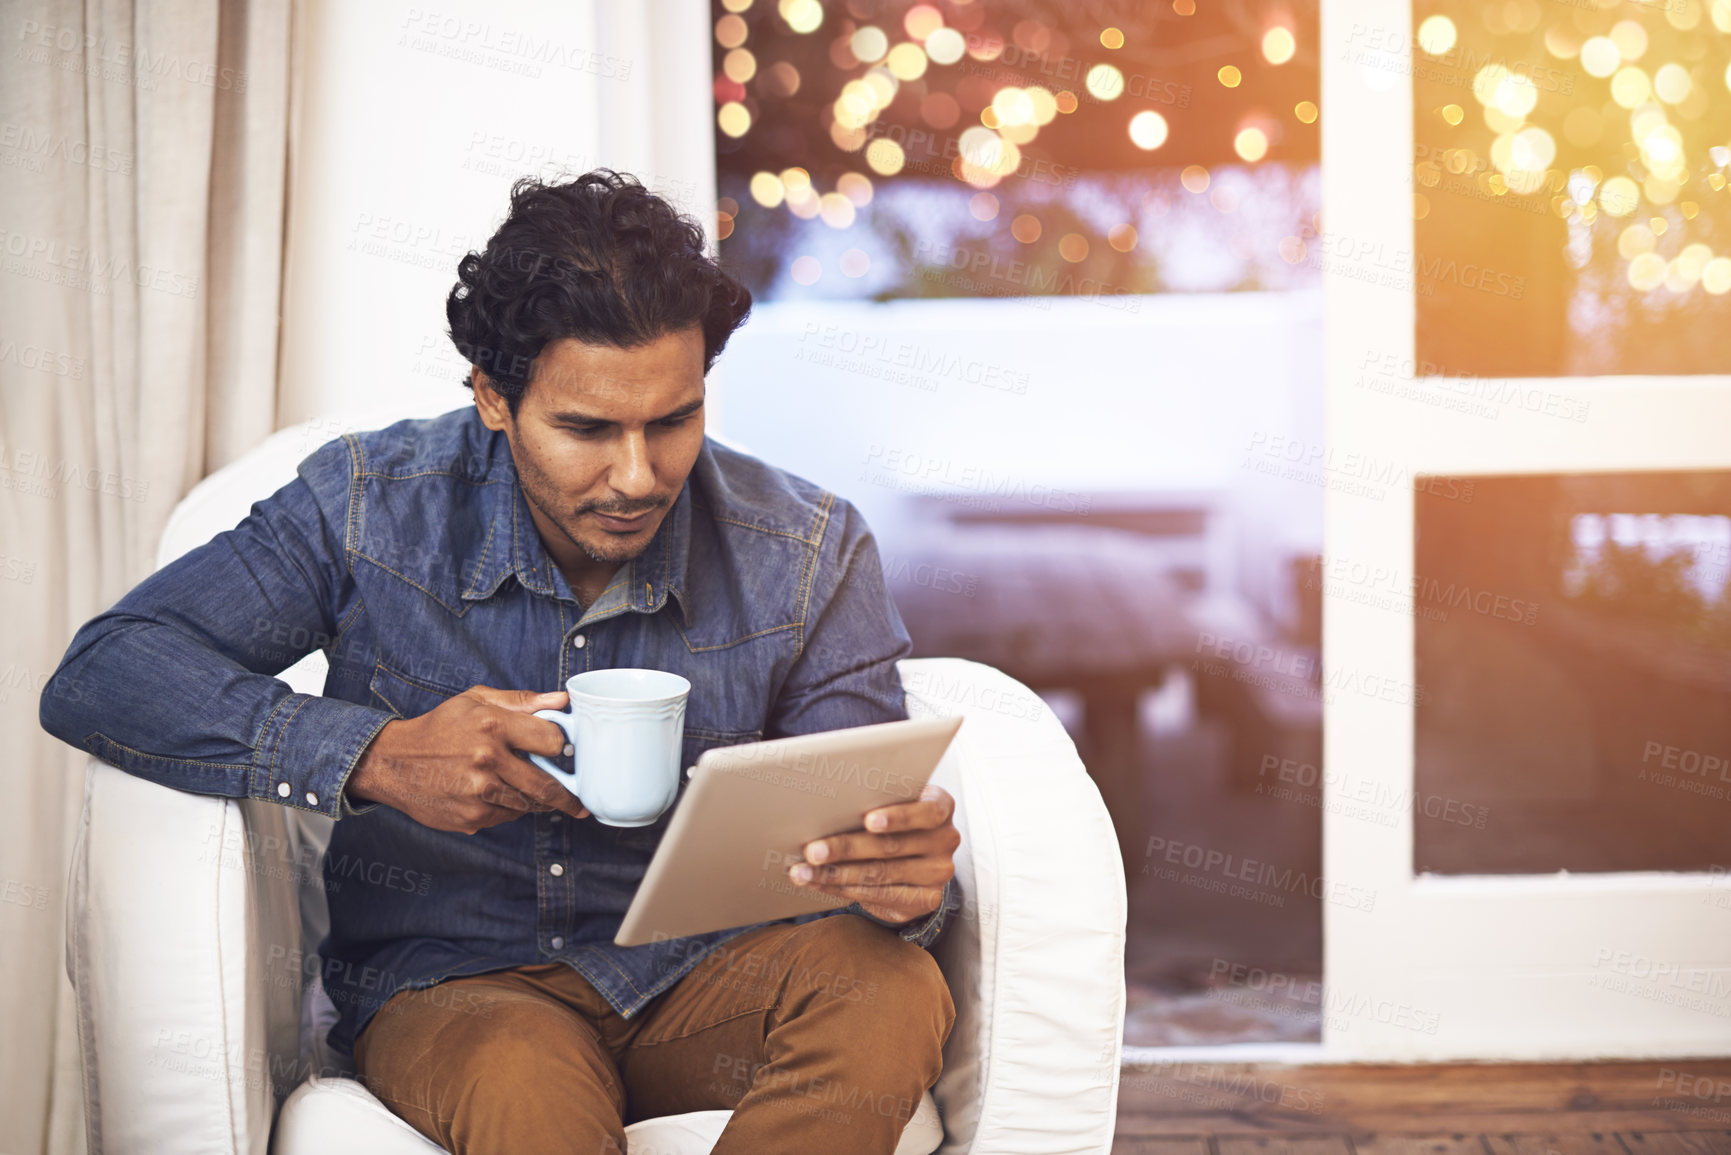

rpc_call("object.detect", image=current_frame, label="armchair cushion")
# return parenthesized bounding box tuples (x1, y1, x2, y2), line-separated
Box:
(271, 1076, 944, 1154)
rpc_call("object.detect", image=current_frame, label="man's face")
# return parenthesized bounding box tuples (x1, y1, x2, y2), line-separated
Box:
(476, 326, 706, 570)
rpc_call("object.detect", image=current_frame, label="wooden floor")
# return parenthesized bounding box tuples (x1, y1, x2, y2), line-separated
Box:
(1113, 1060, 1731, 1153)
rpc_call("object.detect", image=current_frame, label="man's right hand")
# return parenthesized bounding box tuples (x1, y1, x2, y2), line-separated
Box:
(343, 686, 591, 833)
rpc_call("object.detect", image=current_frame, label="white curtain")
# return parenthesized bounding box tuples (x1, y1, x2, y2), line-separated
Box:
(0, 1, 294, 1151)
(3, 0, 714, 1151)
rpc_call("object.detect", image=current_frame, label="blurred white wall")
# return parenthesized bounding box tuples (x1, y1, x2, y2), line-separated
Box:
(277, 0, 715, 426)
(708, 290, 1324, 620)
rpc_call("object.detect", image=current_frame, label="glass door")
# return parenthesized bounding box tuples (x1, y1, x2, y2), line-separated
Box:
(1322, 0, 1731, 1058)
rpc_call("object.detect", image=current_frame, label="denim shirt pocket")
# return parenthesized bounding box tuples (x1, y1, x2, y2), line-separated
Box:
(367, 659, 471, 719)
(608, 726, 763, 851)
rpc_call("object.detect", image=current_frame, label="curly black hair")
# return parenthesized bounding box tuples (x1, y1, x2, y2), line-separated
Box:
(445, 170, 752, 414)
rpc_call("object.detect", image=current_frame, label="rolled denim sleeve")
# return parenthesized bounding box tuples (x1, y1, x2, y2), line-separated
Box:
(849, 875, 962, 949)
(38, 436, 393, 821)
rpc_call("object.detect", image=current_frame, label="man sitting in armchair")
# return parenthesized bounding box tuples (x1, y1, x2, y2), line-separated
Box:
(40, 169, 962, 1155)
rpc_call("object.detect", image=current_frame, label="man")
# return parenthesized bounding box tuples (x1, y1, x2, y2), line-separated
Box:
(40, 170, 962, 1154)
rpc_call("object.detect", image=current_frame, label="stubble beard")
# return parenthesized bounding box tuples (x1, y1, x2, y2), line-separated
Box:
(515, 448, 656, 567)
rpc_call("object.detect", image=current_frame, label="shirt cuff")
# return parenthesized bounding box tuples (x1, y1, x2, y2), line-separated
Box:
(846, 875, 961, 950)
(252, 692, 395, 821)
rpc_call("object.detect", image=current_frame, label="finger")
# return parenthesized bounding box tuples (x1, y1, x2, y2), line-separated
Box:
(861, 786, 954, 835)
(495, 708, 572, 760)
(474, 800, 543, 830)
(515, 796, 592, 820)
(443, 798, 535, 833)
(804, 825, 958, 866)
(475, 777, 539, 813)
(492, 710, 588, 820)
(467, 686, 569, 714)
(494, 753, 592, 820)
(791, 857, 953, 889)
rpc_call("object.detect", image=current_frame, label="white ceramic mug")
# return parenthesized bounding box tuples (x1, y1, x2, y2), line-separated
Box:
(527, 668, 691, 827)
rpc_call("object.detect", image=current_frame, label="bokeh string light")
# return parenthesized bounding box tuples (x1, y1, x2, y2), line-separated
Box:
(712, 0, 1321, 297)
(1417, 0, 1731, 302)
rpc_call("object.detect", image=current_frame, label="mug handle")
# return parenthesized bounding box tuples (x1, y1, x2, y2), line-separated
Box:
(527, 708, 580, 794)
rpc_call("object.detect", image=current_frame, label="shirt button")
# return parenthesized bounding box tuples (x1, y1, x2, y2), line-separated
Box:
(276, 783, 290, 798)
(550, 936, 564, 949)
(305, 791, 319, 807)
(571, 634, 586, 649)
(549, 863, 564, 877)
(549, 813, 563, 823)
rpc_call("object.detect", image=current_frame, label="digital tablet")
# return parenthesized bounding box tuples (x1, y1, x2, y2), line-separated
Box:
(613, 714, 964, 947)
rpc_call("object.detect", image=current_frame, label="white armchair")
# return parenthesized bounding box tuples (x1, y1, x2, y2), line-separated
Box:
(64, 413, 1127, 1154)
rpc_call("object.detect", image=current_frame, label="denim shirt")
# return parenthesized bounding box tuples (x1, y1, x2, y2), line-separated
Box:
(39, 405, 961, 1056)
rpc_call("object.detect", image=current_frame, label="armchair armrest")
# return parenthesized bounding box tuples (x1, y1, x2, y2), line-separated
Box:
(896, 657, 1126, 1155)
(67, 757, 311, 1154)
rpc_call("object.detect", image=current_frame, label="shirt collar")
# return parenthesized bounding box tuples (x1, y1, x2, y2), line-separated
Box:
(460, 428, 692, 623)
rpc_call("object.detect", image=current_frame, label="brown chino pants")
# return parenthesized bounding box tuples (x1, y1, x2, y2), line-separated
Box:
(352, 914, 956, 1154)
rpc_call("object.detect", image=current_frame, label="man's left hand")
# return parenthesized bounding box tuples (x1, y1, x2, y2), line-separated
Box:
(788, 784, 959, 926)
